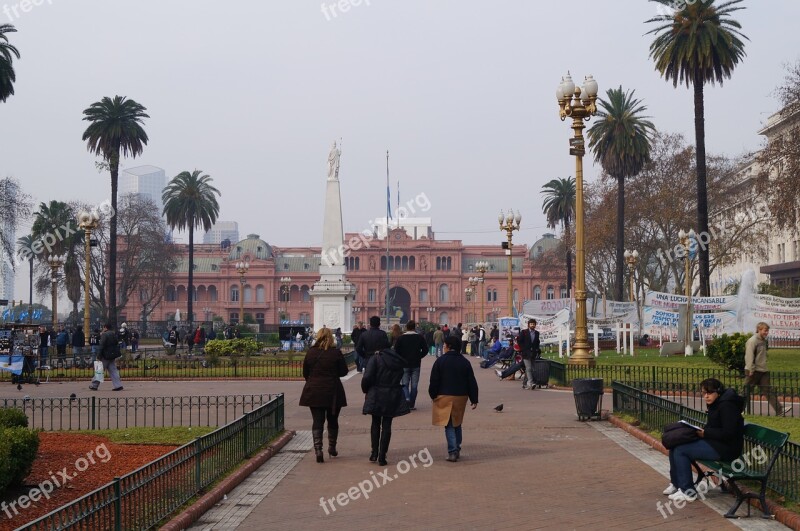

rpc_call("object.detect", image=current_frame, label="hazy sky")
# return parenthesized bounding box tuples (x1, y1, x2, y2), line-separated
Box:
(2, 0, 799, 302)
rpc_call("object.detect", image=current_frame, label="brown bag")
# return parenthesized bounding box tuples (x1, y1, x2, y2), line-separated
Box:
(661, 421, 699, 449)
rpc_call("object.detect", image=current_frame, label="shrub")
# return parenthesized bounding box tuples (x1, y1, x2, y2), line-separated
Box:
(0, 408, 28, 429)
(706, 332, 752, 373)
(204, 350, 221, 368)
(0, 436, 12, 494)
(0, 427, 39, 493)
(204, 338, 262, 357)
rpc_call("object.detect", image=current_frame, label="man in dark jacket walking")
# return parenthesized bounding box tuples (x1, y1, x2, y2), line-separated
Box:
(518, 319, 541, 390)
(355, 316, 390, 371)
(89, 323, 123, 391)
(395, 320, 428, 410)
(351, 324, 364, 372)
(429, 335, 479, 462)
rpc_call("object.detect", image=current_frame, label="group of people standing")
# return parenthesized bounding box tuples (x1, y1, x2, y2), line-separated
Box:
(300, 316, 479, 465)
(36, 324, 134, 366)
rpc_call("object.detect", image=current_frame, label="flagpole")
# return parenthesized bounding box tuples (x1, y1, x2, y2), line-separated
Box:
(385, 150, 391, 327)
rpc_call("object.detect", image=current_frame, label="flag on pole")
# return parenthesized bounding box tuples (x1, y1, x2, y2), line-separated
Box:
(386, 151, 392, 220)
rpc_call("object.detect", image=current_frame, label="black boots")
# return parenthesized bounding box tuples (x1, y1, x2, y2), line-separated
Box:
(328, 429, 339, 457)
(312, 429, 324, 463)
(369, 423, 380, 462)
(378, 431, 391, 466)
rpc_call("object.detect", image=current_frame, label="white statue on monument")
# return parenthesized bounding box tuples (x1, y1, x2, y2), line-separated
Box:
(327, 141, 341, 181)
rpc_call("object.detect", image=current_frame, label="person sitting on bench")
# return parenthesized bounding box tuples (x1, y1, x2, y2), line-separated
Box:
(663, 378, 744, 502)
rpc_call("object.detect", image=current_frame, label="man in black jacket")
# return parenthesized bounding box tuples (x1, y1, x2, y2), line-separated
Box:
(517, 319, 541, 390)
(395, 320, 428, 410)
(89, 322, 123, 391)
(355, 316, 389, 370)
(351, 324, 364, 372)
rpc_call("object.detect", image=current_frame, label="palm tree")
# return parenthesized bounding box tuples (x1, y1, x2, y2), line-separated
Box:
(541, 177, 576, 297)
(31, 201, 83, 322)
(0, 24, 20, 103)
(587, 87, 655, 301)
(16, 234, 34, 323)
(162, 170, 221, 328)
(82, 96, 149, 326)
(647, 0, 747, 296)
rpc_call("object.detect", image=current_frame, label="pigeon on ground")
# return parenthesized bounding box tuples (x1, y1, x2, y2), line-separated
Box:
(17, 383, 22, 391)
(69, 393, 77, 400)
(494, 404, 504, 412)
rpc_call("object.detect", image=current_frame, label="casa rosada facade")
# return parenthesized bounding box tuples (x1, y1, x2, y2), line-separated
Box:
(119, 230, 567, 328)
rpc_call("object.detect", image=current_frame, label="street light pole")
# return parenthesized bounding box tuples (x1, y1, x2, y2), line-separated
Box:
(679, 229, 696, 354)
(47, 254, 66, 328)
(78, 211, 99, 340)
(280, 276, 292, 322)
(236, 261, 249, 324)
(498, 212, 521, 317)
(557, 72, 599, 367)
(476, 261, 488, 324)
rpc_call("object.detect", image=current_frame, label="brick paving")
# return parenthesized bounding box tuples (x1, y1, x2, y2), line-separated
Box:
(6, 359, 791, 530)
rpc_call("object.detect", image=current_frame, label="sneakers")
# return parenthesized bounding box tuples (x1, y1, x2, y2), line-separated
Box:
(495, 370, 503, 378)
(112, 387, 124, 391)
(446, 452, 458, 462)
(668, 489, 696, 502)
(662, 483, 678, 495)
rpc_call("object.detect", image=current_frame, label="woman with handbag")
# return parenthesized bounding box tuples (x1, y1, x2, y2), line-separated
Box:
(362, 344, 410, 466)
(663, 378, 744, 502)
(299, 327, 348, 463)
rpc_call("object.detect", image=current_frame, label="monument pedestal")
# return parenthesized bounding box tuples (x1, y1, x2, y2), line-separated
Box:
(659, 341, 702, 356)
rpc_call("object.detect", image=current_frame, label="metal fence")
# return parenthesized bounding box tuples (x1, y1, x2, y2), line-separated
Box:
(2, 351, 356, 383)
(612, 382, 799, 502)
(0, 394, 274, 431)
(548, 361, 800, 400)
(19, 393, 285, 530)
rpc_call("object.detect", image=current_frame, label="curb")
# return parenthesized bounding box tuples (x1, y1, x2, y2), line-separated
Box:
(160, 429, 296, 531)
(607, 415, 800, 530)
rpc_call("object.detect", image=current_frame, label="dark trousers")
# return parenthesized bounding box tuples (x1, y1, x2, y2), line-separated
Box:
(371, 415, 393, 455)
(310, 406, 341, 431)
(743, 371, 783, 415)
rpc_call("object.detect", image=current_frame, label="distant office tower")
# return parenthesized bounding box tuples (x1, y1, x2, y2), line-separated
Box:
(119, 165, 167, 214)
(203, 221, 240, 245)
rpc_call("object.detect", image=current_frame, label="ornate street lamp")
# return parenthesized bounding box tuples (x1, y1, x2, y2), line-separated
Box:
(556, 72, 599, 366)
(498, 211, 521, 317)
(464, 286, 474, 324)
(475, 260, 489, 324)
(236, 261, 249, 324)
(426, 306, 437, 324)
(679, 229, 696, 355)
(78, 211, 99, 339)
(47, 254, 66, 327)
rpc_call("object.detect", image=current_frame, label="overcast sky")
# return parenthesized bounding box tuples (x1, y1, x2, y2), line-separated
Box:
(2, 0, 799, 302)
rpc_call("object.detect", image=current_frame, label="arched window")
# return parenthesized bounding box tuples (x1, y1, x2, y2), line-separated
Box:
(534, 286, 542, 300)
(560, 286, 568, 298)
(439, 312, 449, 325)
(208, 286, 218, 302)
(243, 286, 252, 303)
(409, 256, 415, 270)
(256, 285, 265, 303)
(230, 285, 239, 302)
(381, 256, 387, 270)
(165, 286, 176, 302)
(301, 286, 311, 302)
(546, 286, 554, 300)
(256, 313, 265, 325)
(402, 256, 408, 270)
(439, 284, 449, 302)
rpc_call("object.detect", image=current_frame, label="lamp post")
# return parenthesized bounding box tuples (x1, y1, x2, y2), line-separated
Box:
(475, 260, 489, 323)
(47, 254, 66, 328)
(236, 261, 249, 324)
(557, 72, 599, 367)
(679, 229, 696, 354)
(498, 211, 521, 317)
(78, 211, 99, 339)
(427, 306, 437, 324)
(464, 286, 474, 324)
(280, 276, 291, 321)
(623, 249, 639, 302)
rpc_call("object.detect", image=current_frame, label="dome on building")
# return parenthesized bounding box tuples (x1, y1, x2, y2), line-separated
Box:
(529, 233, 560, 259)
(229, 234, 273, 260)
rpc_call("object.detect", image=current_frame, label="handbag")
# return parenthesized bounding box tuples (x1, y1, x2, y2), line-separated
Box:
(661, 421, 700, 449)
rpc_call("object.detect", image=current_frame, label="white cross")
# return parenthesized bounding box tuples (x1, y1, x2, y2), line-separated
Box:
(590, 323, 601, 357)
(613, 322, 626, 354)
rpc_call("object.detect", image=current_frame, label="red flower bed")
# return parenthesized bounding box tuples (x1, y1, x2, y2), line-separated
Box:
(0, 432, 175, 530)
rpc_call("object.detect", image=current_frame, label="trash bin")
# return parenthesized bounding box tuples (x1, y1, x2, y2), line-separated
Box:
(572, 378, 603, 421)
(531, 359, 550, 388)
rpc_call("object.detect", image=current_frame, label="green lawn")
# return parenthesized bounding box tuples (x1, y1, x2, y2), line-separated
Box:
(71, 426, 217, 445)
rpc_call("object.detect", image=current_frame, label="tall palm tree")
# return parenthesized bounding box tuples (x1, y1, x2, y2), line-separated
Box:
(0, 24, 20, 103)
(16, 234, 34, 323)
(541, 177, 576, 297)
(82, 96, 149, 326)
(162, 170, 221, 328)
(647, 0, 747, 296)
(31, 201, 83, 321)
(587, 87, 655, 301)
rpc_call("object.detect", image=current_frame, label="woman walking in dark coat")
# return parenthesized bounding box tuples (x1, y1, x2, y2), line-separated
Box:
(362, 346, 410, 466)
(299, 327, 349, 463)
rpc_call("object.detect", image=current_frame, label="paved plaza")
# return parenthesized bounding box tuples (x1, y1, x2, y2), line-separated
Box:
(8, 358, 791, 530)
